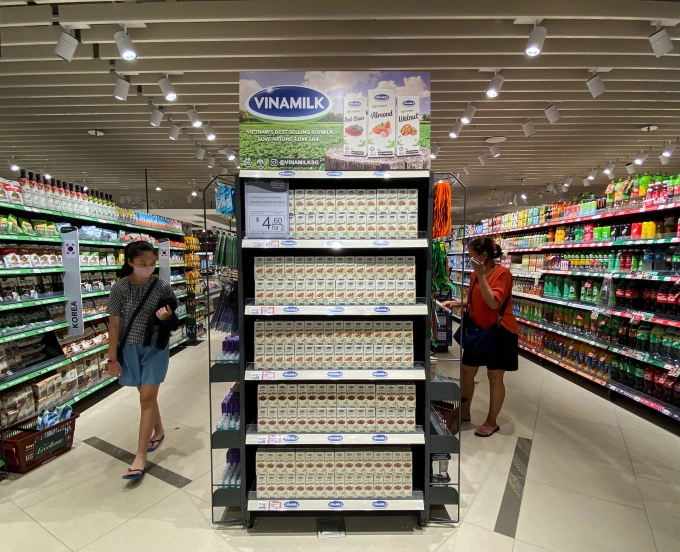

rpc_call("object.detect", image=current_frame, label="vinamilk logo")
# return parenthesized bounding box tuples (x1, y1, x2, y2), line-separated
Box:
(284, 501, 300, 509)
(328, 500, 344, 509)
(246, 85, 333, 122)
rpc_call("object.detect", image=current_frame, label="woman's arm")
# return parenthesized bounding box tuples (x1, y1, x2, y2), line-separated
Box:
(441, 298, 467, 309)
(107, 315, 122, 377)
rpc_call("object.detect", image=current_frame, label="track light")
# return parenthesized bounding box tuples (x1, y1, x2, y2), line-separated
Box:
(449, 120, 463, 138)
(478, 153, 489, 166)
(564, 176, 573, 186)
(206, 156, 215, 168)
(114, 30, 137, 61)
(604, 162, 616, 175)
(525, 25, 547, 57)
(546, 183, 555, 194)
(149, 108, 163, 127)
(522, 119, 535, 138)
(626, 162, 635, 174)
(489, 144, 501, 158)
(203, 123, 216, 141)
(461, 105, 476, 124)
(158, 77, 177, 101)
(169, 124, 180, 140)
(663, 141, 675, 158)
(521, 192, 528, 200)
(463, 164, 471, 175)
(430, 144, 440, 159)
(582, 178, 590, 187)
(113, 78, 130, 101)
(649, 28, 674, 58)
(8, 158, 19, 171)
(486, 73, 504, 98)
(561, 184, 569, 193)
(191, 189, 198, 197)
(234, 155, 240, 169)
(545, 104, 561, 123)
(587, 168, 597, 180)
(155, 185, 162, 191)
(195, 147, 206, 160)
(187, 108, 202, 128)
(54, 31, 78, 62)
(660, 153, 671, 165)
(219, 147, 236, 161)
(586, 73, 606, 98)
(634, 151, 647, 165)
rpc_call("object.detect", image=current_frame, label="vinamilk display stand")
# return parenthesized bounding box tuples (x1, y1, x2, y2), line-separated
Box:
(207, 170, 461, 527)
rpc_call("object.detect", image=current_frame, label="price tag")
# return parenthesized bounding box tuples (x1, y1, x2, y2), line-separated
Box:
(257, 501, 269, 510)
(256, 435, 268, 444)
(250, 372, 263, 380)
(263, 371, 276, 380)
(249, 307, 262, 315)
(269, 435, 281, 444)
(244, 179, 290, 239)
(269, 501, 282, 510)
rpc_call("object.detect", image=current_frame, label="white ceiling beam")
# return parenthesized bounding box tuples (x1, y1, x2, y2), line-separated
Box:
(0, 4, 52, 27)
(0, 43, 95, 61)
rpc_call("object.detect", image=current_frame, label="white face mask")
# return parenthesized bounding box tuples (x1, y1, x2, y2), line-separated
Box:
(132, 265, 155, 278)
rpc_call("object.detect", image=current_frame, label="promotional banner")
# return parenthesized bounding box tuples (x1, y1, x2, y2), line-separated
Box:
(158, 240, 171, 283)
(239, 71, 431, 171)
(61, 228, 83, 336)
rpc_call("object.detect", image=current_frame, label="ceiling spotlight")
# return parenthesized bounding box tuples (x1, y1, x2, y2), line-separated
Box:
(219, 147, 236, 161)
(187, 108, 202, 128)
(54, 31, 78, 62)
(662, 141, 675, 158)
(545, 104, 561, 123)
(149, 108, 163, 127)
(525, 25, 547, 57)
(113, 78, 130, 101)
(8, 158, 19, 171)
(114, 30, 137, 61)
(206, 156, 215, 169)
(586, 73, 607, 98)
(158, 77, 177, 101)
(649, 28, 674, 58)
(564, 176, 573, 186)
(191, 189, 198, 197)
(546, 183, 555, 193)
(44, 172, 51, 180)
(604, 162, 616, 175)
(521, 193, 528, 204)
(169, 123, 180, 140)
(561, 184, 569, 193)
(463, 164, 471, 175)
(155, 185, 162, 191)
(430, 144, 440, 159)
(88, 129, 105, 137)
(522, 119, 535, 138)
(626, 162, 635, 174)
(195, 146, 206, 160)
(203, 123, 216, 141)
(461, 105, 476, 124)
(660, 153, 671, 165)
(587, 168, 597, 180)
(449, 120, 463, 138)
(582, 178, 590, 187)
(489, 144, 501, 158)
(634, 151, 648, 165)
(478, 153, 489, 166)
(486, 73, 504, 98)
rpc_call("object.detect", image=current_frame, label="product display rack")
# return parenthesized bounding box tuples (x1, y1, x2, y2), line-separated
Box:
(207, 170, 460, 527)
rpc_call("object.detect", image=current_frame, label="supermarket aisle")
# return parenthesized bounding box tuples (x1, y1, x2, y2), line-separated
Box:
(1, 341, 680, 552)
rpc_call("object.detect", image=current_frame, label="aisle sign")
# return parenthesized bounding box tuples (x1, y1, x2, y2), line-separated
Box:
(158, 240, 171, 283)
(61, 227, 84, 335)
(244, 179, 290, 239)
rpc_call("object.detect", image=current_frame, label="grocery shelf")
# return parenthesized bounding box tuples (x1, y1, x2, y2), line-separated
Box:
(247, 491, 425, 512)
(245, 425, 425, 445)
(82, 289, 111, 298)
(245, 301, 428, 316)
(0, 234, 61, 244)
(519, 343, 608, 386)
(62, 377, 117, 406)
(171, 279, 187, 285)
(80, 240, 125, 247)
(520, 269, 680, 283)
(0, 294, 66, 311)
(245, 366, 426, 381)
(176, 292, 189, 299)
(512, 291, 598, 311)
(0, 356, 73, 392)
(169, 337, 189, 350)
(243, 238, 428, 249)
(81, 265, 122, 271)
(469, 202, 680, 238)
(516, 316, 611, 349)
(507, 237, 680, 254)
(0, 267, 64, 276)
(512, 272, 542, 279)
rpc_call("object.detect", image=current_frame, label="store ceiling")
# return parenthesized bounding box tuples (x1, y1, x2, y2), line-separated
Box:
(1, 0, 679, 218)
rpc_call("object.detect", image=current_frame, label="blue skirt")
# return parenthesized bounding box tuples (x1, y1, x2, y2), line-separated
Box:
(119, 341, 170, 387)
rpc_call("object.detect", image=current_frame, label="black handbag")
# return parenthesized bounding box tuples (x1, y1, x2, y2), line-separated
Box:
(453, 275, 511, 355)
(117, 278, 159, 360)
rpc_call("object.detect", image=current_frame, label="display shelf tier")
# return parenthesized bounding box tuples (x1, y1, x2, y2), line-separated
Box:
(522, 269, 680, 282)
(429, 485, 459, 506)
(0, 312, 107, 345)
(213, 488, 241, 508)
(210, 362, 240, 383)
(212, 430, 241, 449)
(245, 301, 428, 317)
(245, 366, 426, 381)
(239, 169, 430, 180)
(512, 292, 598, 311)
(243, 238, 428, 250)
(245, 425, 425, 445)
(62, 377, 117, 406)
(247, 491, 425, 512)
(0, 267, 64, 276)
(169, 337, 189, 350)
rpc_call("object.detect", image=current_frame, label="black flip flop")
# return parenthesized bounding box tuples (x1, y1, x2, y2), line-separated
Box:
(122, 468, 146, 480)
(475, 425, 500, 437)
(147, 434, 165, 452)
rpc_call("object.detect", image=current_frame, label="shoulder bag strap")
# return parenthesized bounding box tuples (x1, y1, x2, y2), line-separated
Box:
(119, 278, 159, 347)
(496, 274, 513, 325)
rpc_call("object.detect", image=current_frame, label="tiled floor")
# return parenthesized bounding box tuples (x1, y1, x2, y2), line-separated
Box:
(1, 340, 680, 551)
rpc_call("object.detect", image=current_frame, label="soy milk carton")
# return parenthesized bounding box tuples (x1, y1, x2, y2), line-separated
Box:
(343, 96, 368, 157)
(368, 89, 395, 158)
(396, 96, 420, 156)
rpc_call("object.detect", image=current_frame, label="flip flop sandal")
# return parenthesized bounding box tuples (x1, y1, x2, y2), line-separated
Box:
(122, 468, 146, 480)
(475, 425, 500, 437)
(147, 434, 165, 452)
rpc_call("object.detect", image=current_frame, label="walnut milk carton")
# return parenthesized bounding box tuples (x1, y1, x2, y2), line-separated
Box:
(396, 96, 420, 156)
(368, 89, 395, 158)
(343, 96, 368, 157)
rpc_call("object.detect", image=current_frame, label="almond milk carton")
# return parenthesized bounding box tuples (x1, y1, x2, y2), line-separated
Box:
(368, 89, 396, 158)
(396, 96, 420, 156)
(344, 96, 368, 157)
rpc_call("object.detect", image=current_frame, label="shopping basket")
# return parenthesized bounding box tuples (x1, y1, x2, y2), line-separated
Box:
(1, 413, 79, 474)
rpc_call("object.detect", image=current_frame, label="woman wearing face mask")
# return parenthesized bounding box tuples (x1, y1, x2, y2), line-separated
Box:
(106, 241, 179, 479)
(441, 237, 518, 437)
